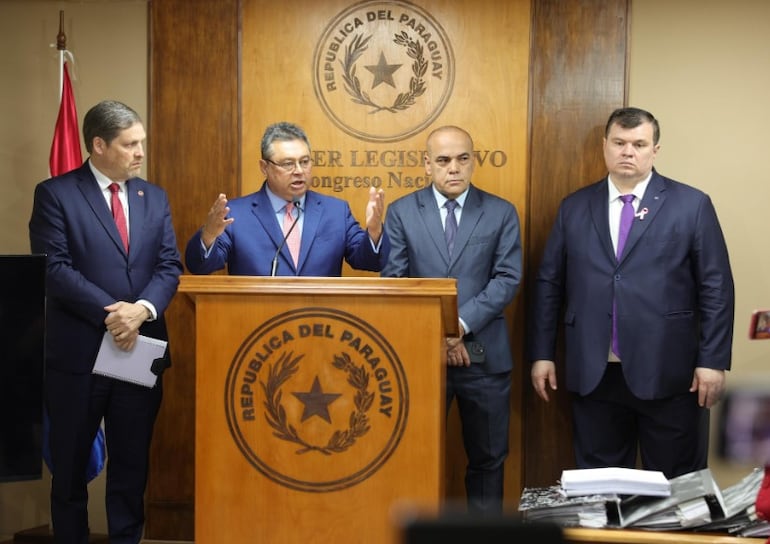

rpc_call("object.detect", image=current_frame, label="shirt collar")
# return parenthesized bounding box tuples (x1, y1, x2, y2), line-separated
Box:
(607, 172, 652, 203)
(88, 159, 126, 192)
(265, 184, 306, 213)
(431, 184, 470, 209)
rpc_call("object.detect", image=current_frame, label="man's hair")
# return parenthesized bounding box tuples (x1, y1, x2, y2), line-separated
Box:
(261, 122, 311, 159)
(605, 107, 660, 145)
(82, 100, 142, 153)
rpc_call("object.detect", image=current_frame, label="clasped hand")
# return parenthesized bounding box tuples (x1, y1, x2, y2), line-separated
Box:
(104, 301, 149, 351)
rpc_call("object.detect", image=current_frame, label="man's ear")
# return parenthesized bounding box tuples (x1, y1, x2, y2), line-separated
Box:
(91, 137, 106, 155)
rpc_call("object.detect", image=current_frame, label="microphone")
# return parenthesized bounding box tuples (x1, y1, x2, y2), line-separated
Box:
(270, 198, 302, 276)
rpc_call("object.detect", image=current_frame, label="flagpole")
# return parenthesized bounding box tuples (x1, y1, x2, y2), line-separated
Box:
(56, 10, 66, 100)
(21, 12, 108, 541)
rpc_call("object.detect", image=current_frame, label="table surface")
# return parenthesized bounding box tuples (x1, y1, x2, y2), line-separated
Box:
(563, 527, 766, 543)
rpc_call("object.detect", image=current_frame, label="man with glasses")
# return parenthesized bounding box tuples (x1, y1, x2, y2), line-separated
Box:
(186, 121, 389, 276)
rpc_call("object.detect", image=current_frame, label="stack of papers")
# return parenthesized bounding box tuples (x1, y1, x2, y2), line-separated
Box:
(620, 468, 726, 528)
(630, 496, 714, 530)
(560, 467, 671, 497)
(697, 468, 763, 534)
(519, 467, 764, 533)
(736, 518, 770, 538)
(519, 485, 620, 528)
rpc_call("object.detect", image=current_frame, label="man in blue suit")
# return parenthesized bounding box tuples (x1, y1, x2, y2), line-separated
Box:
(529, 107, 734, 478)
(382, 125, 522, 514)
(185, 122, 388, 276)
(29, 101, 183, 543)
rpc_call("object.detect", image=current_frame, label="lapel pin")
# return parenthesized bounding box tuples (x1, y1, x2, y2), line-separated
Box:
(635, 207, 649, 220)
(137, 190, 144, 197)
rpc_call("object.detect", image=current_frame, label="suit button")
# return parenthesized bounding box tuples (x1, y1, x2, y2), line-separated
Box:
(614, 274, 621, 280)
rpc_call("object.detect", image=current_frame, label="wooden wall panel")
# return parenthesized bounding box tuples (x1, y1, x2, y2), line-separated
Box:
(240, 0, 531, 510)
(524, 0, 629, 487)
(146, 0, 629, 538)
(146, 0, 241, 539)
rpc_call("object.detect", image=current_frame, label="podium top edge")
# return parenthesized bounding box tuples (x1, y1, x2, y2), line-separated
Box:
(178, 275, 457, 297)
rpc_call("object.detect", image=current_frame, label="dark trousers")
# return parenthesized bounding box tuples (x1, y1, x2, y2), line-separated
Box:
(446, 368, 511, 515)
(46, 368, 162, 544)
(571, 363, 709, 479)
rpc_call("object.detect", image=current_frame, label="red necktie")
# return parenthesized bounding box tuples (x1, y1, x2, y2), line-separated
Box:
(108, 183, 129, 252)
(283, 201, 300, 266)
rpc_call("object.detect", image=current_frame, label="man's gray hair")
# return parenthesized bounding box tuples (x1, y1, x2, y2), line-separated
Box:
(83, 100, 142, 153)
(260, 122, 311, 160)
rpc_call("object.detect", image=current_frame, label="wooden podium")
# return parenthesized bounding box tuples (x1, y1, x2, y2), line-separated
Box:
(179, 275, 458, 544)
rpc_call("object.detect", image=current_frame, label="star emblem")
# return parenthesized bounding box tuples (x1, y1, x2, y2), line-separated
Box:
(364, 52, 402, 89)
(292, 376, 341, 423)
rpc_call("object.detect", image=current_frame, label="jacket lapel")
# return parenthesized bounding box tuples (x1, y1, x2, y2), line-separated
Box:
(126, 179, 144, 260)
(588, 180, 615, 263)
(77, 166, 127, 256)
(417, 187, 451, 265)
(296, 191, 323, 273)
(450, 185, 483, 266)
(617, 171, 667, 264)
(252, 184, 288, 252)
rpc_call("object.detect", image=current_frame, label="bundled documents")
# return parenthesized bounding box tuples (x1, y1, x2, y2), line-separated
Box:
(519, 467, 762, 534)
(619, 469, 725, 529)
(519, 485, 621, 528)
(560, 467, 670, 497)
(694, 468, 767, 536)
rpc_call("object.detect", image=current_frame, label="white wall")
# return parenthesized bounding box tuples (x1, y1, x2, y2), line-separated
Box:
(629, 0, 770, 485)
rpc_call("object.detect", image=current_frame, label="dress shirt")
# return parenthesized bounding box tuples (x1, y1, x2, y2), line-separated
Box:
(607, 173, 651, 254)
(262, 185, 383, 253)
(88, 160, 156, 321)
(89, 161, 130, 237)
(606, 172, 651, 361)
(431, 185, 470, 335)
(265, 185, 305, 236)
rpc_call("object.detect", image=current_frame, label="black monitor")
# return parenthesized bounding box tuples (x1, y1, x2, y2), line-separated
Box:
(0, 254, 45, 482)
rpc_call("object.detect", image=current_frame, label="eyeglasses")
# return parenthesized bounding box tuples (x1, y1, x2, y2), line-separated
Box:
(265, 157, 313, 173)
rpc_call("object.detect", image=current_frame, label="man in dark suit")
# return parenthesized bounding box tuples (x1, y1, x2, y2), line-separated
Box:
(29, 100, 183, 544)
(382, 125, 522, 514)
(185, 122, 388, 276)
(529, 107, 734, 478)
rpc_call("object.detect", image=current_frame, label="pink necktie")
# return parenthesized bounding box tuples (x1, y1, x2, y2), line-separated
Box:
(283, 201, 300, 266)
(108, 183, 129, 252)
(612, 194, 635, 358)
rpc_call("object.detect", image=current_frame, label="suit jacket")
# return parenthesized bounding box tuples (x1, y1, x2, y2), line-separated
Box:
(529, 170, 734, 399)
(185, 182, 390, 276)
(381, 184, 522, 374)
(29, 161, 183, 374)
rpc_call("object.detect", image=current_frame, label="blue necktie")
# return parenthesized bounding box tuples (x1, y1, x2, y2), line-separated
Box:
(612, 194, 635, 358)
(444, 200, 458, 256)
